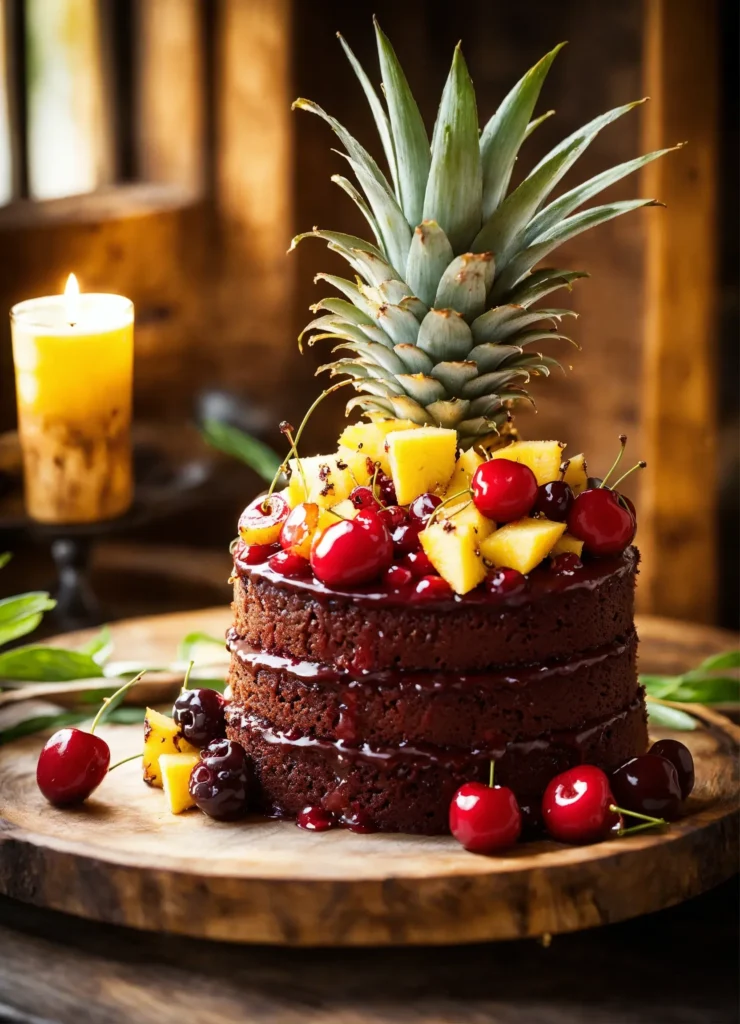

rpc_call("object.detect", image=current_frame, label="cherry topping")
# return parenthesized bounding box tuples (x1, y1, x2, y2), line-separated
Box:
(615, 491, 637, 519)
(401, 549, 436, 578)
(610, 754, 683, 820)
(384, 564, 413, 590)
(413, 575, 453, 600)
(567, 488, 636, 556)
(310, 508, 393, 587)
(485, 567, 527, 597)
(341, 809, 377, 833)
(349, 486, 377, 510)
(189, 739, 250, 820)
(373, 468, 397, 505)
(36, 728, 110, 806)
(408, 492, 442, 524)
(471, 459, 538, 523)
(268, 549, 311, 577)
(649, 739, 695, 799)
(297, 805, 335, 831)
(173, 687, 227, 748)
(542, 765, 620, 844)
(532, 480, 574, 522)
(449, 779, 522, 853)
(550, 552, 583, 575)
(378, 504, 408, 529)
(236, 541, 277, 565)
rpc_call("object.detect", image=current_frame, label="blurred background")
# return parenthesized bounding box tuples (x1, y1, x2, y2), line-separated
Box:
(0, 0, 737, 630)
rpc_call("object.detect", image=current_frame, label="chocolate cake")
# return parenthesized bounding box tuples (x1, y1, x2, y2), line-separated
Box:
(225, 545, 647, 834)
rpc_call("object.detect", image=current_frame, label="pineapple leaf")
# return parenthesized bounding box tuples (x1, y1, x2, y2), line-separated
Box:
(375, 278, 415, 305)
(374, 302, 421, 345)
(346, 395, 395, 418)
(386, 395, 432, 423)
(338, 33, 400, 197)
(466, 343, 526, 372)
(425, 397, 472, 428)
(374, 18, 430, 226)
(434, 253, 495, 323)
(338, 153, 412, 273)
(393, 343, 434, 374)
(416, 308, 474, 361)
(406, 220, 455, 306)
(461, 368, 531, 399)
(314, 274, 377, 319)
(507, 268, 589, 307)
(395, 374, 447, 405)
(328, 337, 407, 374)
(333, 245, 399, 287)
(473, 307, 577, 342)
(423, 46, 482, 254)
(480, 43, 565, 220)
(310, 297, 375, 327)
(524, 109, 556, 140)
(429, 360, 479, 394)
(399, 294, 429, 321)
(331, 174, 383, 248)
(291, 228, 384, 260)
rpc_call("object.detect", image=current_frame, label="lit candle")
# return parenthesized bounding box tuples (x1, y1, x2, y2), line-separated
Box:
(11, 275, 134, 523)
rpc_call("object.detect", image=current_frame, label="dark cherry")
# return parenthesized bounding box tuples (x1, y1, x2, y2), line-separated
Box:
(173, 687, 227, 748)
(36, 728, 110, 806)
(341, 809, 377, 833)
(567, 488, 636, 556)
(310, 508, 393, 587)
(401, 549, 436, 578)
(349, 486, 377, 510)
(550, 552, 583, 575)
(449, 781, 522, 853)
(378, 504, 408, 529)
(615, 491, 637, 519)
(649, 739, 695, 800)
(236, 540, 277, 565)
(297, 805, 335, 831)
(413, 575, 453, 600)
(485, 567, 527, 597)
(471, 459, 538, 523)
(390, 520, 422, 556)
(610, 754, 683, 820)
(587, 476, 603, 490)
(532, 480, 574, 522)
(374, 469, 397, 506)
(542, 765, 620, 844)
(384, 564, 413, 590)
(268, 549, 311, 577)
(408, 492, 442, 524)
(189, 739, 250, 821)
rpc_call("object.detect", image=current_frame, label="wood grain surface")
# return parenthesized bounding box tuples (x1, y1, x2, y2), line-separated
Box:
(0, 608, 737, 948)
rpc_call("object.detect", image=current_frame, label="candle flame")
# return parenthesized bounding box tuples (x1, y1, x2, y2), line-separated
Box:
(64, 273, 80, 325)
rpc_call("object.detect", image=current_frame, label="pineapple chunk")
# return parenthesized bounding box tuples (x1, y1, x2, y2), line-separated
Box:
(490, 440, 565, 486)
(160, 753, 200, 814)
(331, 498, 358, 520)
(551, 533, 584, 557)
(562, 453, 588, 495)
(420, 520, 486, 595)
(480, 517, 566, 575)
(338, 418, 418, 479)
(445, 500, 495, 540)
(286, 454, 355, 509)
(444, 447, 485, 498)
(387, 427, 457, 505)
(143, 709, 199, 788)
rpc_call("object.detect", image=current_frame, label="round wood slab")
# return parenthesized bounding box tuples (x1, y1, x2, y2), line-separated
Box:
(0, 608, 737, 947)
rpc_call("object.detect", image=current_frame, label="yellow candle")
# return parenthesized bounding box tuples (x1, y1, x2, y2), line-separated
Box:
(11, 275, 134, 523)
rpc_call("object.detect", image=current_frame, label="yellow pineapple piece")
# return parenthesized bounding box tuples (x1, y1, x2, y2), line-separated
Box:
(445, 500, 495, 540)
(387, 427, 457, 505)
(444, 447, 485, 498)
(143, 708, 199, 788)
(480, 517, 566, 575)
(331, 498, 358, 520)
(562, 453, 588, 495)
(237, 490, 290, 545)
(160, 753, 200, 814)
(489, 440, 565, 486)
(420, 520, 486, 595)
(551, 533, 584, 557)
(286, 455, 355, 509)
(338, 418, 418, 480)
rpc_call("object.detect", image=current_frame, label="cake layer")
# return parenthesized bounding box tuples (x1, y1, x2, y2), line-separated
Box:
(227, 629, 639, 749)
(225, 697, 649, 834)
(232, 548, 638, 673)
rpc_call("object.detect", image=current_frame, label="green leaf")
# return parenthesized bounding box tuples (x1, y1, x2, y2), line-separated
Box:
(374, 18, 430, 226)
(0, 553, 11, 570)
(416, 308, 474, 361)
(507, 268, 589, 308)
(290, 228, 385, 262)
(669, 678, 740, 704)
(0, 710, 90, 746)
(0, 591, 56, 647)
(405, 220, 455, 307)
(331, 174, 383, 249)
(77, 625, 113, 666)
(524, 109, 555, 140)
(646, 702, 698, 732)
(338, 154, 412, 273)
(435, 253, 495, 323)
(698, 650, 740, 672)
(479, 44, 565, 220)
(423, 46, 482, 254)
(0, 645, 106, 682)
(178, 631, 226, 662)
(201, 420, 281, 484)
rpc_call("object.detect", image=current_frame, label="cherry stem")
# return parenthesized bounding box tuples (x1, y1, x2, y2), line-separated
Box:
(108, 752, 143, 773)
(609, 803, 666, 828)
(599, 435, 628, 488)
(370, 463, 384, 507)
(181, 660, 194, 693)
(426, 488, 471, 528)
(610, 461, 647, 491)
(489, 760, 495, 788)
(90, 670, 146, 735)
(618, 820, 667, 838)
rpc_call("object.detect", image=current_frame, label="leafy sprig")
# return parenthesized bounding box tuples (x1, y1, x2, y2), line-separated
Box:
(643, 650, 740, 731)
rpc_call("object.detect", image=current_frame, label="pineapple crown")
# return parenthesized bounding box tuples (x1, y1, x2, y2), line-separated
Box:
(291, 20, 681, 448)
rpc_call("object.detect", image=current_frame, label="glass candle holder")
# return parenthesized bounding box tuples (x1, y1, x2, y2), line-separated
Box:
(11, 290, 134, 523)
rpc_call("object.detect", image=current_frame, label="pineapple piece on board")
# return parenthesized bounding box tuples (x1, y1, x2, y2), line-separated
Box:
(387, 427, 457, 505)
(480, 517, 566, 575)
(562, 453, 588, 495)
(160, 753, 200, 814)
(444, 447, 485, 499)
(287, 454, 355, 509)
(338, 418, 418, 480)
(551, 532, 585, 557)
(420, 520, 486, 595)
(489, 440, 565, 486)
(143, 709, 198, 788)
(445, 500, 495, 540)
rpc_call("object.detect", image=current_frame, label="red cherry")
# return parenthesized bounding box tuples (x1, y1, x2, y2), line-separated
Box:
(610, 754, 683, 820)
(532, 480, 574, 522)
(471, 459, 538, 522)
(268, 549, 311, 577)
(485, 567, 527, 597)
(371, 467, 397, 505)
(408, 492, 442, 524)
(449, 781, 522, 853)
(310, 508, 393, 587)
(400, 549, 436, 578)
(542, 765, 620, 844)
(384, 564, 413, 590)
(649, 739, 695, 800)
(390, 520, 422, 555)
(297, 805, 335, 831)
(550, 552, 583, 575)
(413, 575, 453, 600)
(237, 541, 277, 565)
(567, 488, 636, 556)
(349, 486, 377, 510)
(615, 491, 637, 519)
(378, 504, 408, 529)
(37, 728, 111, 806)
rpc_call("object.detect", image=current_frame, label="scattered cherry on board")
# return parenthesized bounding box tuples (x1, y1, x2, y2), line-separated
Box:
(173, 687, 227, 748)
(450, 762, 522, 853)
(189, 738, 251, 821)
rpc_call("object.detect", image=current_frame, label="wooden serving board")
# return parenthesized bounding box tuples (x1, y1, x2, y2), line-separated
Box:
(0, 608, 737, 947)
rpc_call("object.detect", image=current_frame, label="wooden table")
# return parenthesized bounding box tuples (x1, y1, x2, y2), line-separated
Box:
(0, 610, 737, 1023)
